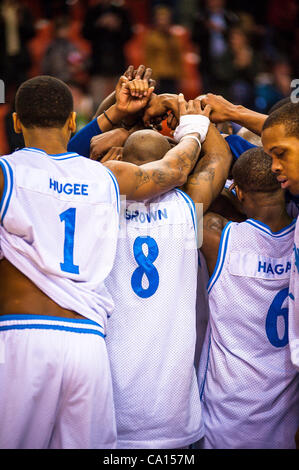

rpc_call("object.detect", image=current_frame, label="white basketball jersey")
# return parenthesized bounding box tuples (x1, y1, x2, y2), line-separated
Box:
(289, 217, 299, 370)
(0, 147, 120, 330)
(194, 250, 210, 372)
(198, 218, 299, 449)
(105, 189, 203, 449)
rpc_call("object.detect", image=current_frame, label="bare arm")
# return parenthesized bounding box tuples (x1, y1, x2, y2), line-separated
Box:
(183, 123, 233, 213)
(200, 93, 268, 136)
(93, 90, 116, 119)
(201, 212, 228, 276)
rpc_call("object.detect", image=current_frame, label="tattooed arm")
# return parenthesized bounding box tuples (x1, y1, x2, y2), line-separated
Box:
(183, 122, 233, 214)
(104, 131, 201, 201)
(201, 212, 228, 276)
(104, 96, 210, 201)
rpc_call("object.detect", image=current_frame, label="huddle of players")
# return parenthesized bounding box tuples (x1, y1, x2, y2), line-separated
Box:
(0, 65, 298, 449)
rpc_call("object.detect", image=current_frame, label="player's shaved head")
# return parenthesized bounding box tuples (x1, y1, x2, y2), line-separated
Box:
(122, 129, 171, 165)
(15, 75, 73, 129)
(232, 147, 280, 192)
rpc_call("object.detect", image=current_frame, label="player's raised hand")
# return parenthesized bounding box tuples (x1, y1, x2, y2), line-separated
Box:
(132, 64, 156, 88)
(199, 93, 235, 123)
(127, 65, 154, 98)
(178, 93, 212, 118)
(123, 64, 135, 80)
(116, 77, 155, 115)
(174, 94, 211, 144)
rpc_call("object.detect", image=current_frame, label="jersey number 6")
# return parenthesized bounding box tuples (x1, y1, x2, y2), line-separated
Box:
(265, 288, 289, 348)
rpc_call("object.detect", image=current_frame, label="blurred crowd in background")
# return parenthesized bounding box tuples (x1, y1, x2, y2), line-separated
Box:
(0, 0, 298, 154)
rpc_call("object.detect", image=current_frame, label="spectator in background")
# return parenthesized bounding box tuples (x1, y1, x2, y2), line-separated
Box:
(191, 0, 239, 94)
(0, 0, 35, 94)
(42, 16, 86, 83)
(81, 0, 133, 111)
(225, 26, 261, 108)
(144, 4, 183, 95)
(67, 81, 94, 131)
(254, 58, 292, 113)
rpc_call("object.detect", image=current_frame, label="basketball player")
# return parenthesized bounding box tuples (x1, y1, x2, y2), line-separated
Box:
(0, 76, 209, 449)
(197, 147, 299, 449)
(261, 102, 299, 371)
(200, 96, 299, 372)
(104, 111, 232, 449)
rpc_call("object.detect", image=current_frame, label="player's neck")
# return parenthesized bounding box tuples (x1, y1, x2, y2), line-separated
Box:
(247, 204, 293, 232)
(23, 129, 69, 155)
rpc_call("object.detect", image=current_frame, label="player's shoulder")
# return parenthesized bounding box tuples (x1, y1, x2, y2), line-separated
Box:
(0, 148, 20, 161)
(203, 212, 229, 234)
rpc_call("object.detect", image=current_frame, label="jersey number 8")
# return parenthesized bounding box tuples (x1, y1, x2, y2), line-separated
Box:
(131, 236, 159, 298)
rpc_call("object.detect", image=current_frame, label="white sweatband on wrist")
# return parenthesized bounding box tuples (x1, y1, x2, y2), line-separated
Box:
(173, 114, 210, 143)
(180, 135, 201, 150)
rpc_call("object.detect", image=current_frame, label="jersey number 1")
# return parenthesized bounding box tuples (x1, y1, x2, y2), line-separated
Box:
(59, 208, 79, 274)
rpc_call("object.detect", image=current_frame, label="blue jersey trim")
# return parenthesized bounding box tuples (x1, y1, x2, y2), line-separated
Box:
(22, 147, 46, 155)
(199, 329, 211, 401)
(48, 155, 80, 161)
(245, 219, 296, 238)
(104, 167, 120, 213)
(0, 158, 13, 225)
(0, 160, 8, 216)
(0, 314, 104, 329)
(48, 152, 79, 157)
(23, 147, 80, 161)
(207, 221, 232, 293)
(0, 323, 105, 338)
(175, 188, 197, 236)
(289, 292, 295, 301)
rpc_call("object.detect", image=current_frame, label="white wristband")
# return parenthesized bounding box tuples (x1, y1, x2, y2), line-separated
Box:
(180, 135, 201, 150)
(173, 114, 210, 143)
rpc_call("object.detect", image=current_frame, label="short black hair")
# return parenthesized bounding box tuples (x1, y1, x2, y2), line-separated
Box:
(15, 75, 73, 128)
(262, 102, 299, 139)
(232, 147, 280, 192)
(268, 96, 291, 115)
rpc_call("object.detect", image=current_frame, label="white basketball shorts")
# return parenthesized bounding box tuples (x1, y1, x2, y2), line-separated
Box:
(0, 314, 116, 449)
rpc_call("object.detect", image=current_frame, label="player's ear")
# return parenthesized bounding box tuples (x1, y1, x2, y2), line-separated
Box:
(235, 185, 244, 203)
(12, 112, 23, 134)
(68, 112, 77, 134)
